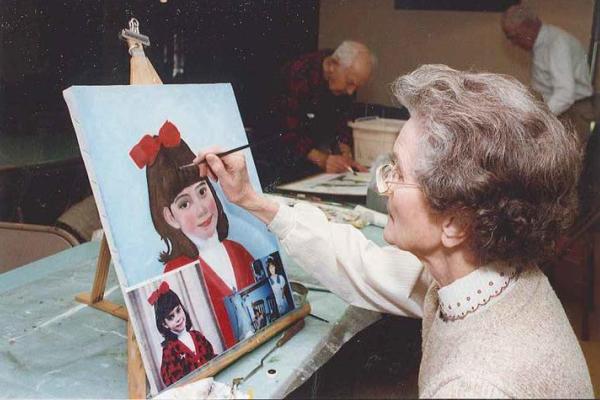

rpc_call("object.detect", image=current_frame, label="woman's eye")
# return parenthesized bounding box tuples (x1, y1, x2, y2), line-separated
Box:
(198, 187, 207, 196)
(177, 200, 190, 210)
(167, 314, 174, 321)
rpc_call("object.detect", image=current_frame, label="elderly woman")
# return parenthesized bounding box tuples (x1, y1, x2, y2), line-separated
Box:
(197, 65, 593, 398)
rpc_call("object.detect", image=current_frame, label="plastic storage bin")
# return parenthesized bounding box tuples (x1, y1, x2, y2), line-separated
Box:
(348, 117, 406, 166)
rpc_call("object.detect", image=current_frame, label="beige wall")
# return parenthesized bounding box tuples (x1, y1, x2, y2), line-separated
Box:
(319, 0, 594, 106)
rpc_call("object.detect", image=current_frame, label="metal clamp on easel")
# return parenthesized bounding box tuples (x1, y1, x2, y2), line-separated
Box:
(119, 18, 162, 85)
(119, 18, 150, 56)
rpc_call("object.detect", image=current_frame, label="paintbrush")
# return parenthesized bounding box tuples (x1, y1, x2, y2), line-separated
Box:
(178, 133, 283, 170)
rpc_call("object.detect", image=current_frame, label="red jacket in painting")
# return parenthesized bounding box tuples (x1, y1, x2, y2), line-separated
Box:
(160, 330, 215, 387)
(163, 239, 255, 349)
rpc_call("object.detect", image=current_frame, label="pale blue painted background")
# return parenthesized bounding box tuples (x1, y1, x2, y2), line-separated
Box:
(63, 84, 278, 287)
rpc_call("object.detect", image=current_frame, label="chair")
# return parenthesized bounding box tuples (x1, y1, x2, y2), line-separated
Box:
(0, 221, 81, 274)
(545, 126, 600, 341)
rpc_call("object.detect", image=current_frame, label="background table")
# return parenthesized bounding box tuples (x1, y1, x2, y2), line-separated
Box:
(0, 133, 88, 224)
(0, 224, 387, 398)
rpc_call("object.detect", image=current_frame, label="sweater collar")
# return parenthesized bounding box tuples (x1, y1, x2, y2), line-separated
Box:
(437, 263, 517, 321)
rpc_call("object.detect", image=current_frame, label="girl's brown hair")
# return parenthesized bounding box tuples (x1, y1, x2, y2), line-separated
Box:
(146, 139, 229, 264)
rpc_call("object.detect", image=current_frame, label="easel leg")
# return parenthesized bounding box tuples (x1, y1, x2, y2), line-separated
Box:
(128, 322, 147, 399)
(75, 235, 128, 320)
(76, 20, 162, 398)
(91, 235, 111, 302)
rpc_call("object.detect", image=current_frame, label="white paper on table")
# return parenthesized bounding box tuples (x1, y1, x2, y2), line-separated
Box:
(277, 172, 371, 197)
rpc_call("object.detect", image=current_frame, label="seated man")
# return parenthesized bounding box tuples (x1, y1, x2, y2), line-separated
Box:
(502, 4, 594, 143)
(254, 41, 375, 186)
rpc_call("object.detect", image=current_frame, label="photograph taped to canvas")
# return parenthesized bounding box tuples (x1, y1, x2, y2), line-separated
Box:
(225, 252, 294, 342)
(63, 84, 296, 394)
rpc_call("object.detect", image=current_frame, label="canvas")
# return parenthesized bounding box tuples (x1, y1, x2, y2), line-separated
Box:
(63, 84, 295, 394)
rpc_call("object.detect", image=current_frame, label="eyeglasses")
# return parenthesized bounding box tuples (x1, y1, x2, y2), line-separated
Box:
(375, 163, 420, 196)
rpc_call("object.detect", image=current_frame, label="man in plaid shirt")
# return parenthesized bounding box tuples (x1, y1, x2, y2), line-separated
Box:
(256, 41, 375, 185)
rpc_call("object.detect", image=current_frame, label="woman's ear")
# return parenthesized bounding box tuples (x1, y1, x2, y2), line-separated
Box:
(441, 215, 469, 249)
(163, 206, 180, 229)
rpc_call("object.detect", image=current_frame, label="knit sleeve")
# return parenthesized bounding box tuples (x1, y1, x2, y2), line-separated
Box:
(430, 377, 510, 399)
(268, 202, 427, 317)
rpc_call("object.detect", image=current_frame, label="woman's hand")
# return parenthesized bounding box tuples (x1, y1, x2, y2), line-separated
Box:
(194, 148, 254, 206)
(194, 148, 279, 224)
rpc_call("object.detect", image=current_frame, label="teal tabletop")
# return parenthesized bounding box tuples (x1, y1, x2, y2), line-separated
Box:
(0, 225, 387, 398)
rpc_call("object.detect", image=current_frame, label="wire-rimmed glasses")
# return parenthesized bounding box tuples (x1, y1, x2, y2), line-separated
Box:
(375, 163, 420, 196)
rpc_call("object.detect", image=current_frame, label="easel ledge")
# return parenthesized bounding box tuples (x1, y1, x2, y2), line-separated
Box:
(74, 19, 310, 399)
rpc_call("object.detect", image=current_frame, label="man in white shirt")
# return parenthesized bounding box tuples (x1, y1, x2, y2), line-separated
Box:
(502, 4, 594, 142)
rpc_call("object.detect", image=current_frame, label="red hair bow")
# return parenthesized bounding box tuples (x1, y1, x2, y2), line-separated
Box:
(147, 281, 170, 305)
(129, 120, 181, 169)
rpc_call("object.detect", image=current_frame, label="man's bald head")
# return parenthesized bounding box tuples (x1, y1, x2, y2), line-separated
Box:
(324, 41, 376, 96)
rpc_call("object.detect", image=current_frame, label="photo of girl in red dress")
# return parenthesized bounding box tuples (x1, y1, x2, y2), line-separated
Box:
(148, 281, 215, 387)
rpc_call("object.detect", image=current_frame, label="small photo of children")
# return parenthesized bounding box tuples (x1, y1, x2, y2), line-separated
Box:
(261, 252, 294, 316)
(126, 263, 222, 392)
(225, 278, 281, 342)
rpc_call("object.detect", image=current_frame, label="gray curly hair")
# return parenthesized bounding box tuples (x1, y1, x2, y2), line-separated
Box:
(393, 64, 582, 266)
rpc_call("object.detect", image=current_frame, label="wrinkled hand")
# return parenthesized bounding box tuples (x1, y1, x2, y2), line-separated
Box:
(194, 147, 257, 208)
(325, 154, 368, 173)
(344, 154, 369, 172)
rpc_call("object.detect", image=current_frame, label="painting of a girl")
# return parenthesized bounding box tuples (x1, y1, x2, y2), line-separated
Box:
(130, 120, 256, 349)
(148, 281, 215, 387)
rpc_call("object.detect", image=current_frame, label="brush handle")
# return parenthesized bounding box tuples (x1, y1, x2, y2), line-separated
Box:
(276, 319, 305, 347)
(213, 143, 251, 159)
(180, 133, 282, 169)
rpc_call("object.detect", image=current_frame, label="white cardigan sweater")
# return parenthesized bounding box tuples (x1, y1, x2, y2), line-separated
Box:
(269, 203, 593, 398)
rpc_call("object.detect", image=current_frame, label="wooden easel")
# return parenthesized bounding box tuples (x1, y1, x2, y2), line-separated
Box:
(74, 18, 160, 399)
(75, 18, 310, 399)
